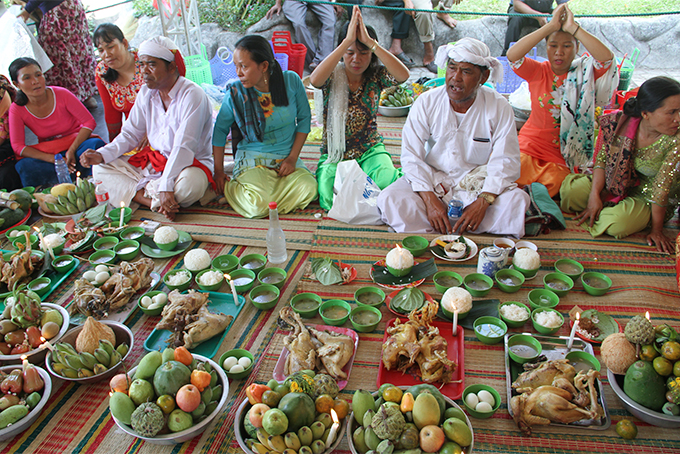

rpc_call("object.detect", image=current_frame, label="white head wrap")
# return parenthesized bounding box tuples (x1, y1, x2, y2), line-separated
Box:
(434, 38, 503, 85)
(138, 36, 179, 62)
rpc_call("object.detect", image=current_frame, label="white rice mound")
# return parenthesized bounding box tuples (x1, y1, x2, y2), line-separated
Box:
(167, 270, 191, 285)
(199, 270, 223, 286)
(513, 248, 541, 270)
(184, 249, 211, 271)
(534, 310, 562, 328)
(441, 287, 473, 314)
(42, 233, 65, 249)
(386, 247, 414, 270)
(154, 226, 179, 244)
(500, 303, 530, 321)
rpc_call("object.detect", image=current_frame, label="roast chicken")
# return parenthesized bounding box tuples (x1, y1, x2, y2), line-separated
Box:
(309, 327, 354, 380)
(0, 234, 42, 290)
(281, 306, 317, 375)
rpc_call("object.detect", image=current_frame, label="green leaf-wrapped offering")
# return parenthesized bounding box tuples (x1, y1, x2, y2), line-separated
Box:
(311, 258, 343, 285)
(390, 287, 425, 314)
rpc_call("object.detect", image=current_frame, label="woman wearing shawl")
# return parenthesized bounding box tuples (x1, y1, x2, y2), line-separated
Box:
(310, 6, 409, 210)
(560, 77, 680, 253)
(212, 35, 317, 219)
(507, 4, 617, 197)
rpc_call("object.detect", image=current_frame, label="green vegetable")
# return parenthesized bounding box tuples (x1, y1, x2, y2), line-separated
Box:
(311, 258, 343, 285)
(390, 288, 425, 314)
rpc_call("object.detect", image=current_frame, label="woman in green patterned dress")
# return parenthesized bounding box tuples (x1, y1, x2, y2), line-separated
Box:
(310, 6, 410, 210)
(560, 76, 680, 253)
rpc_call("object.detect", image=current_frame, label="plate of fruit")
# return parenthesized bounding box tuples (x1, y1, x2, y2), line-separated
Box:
(0, 362, 52, 441)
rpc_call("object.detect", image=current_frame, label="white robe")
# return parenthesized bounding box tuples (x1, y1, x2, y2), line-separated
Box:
(377, 85, 530, 238)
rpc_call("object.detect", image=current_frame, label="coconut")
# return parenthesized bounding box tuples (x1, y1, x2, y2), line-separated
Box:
(601, 333, 637, 375)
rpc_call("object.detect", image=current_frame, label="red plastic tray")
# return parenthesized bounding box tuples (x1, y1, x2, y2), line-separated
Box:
(378, 318, 464, 399)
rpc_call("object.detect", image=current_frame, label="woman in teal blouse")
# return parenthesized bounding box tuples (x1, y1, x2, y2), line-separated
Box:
(212, 35, 317, 218)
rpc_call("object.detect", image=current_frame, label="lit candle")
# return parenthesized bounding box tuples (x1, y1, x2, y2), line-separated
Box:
(224, 274, 240, 306)
(567, 312, 580, 349)
(325, 409, 340, 447)
(452, 309, 459, 337)
(76, 171, 81, 188)
(39, 337, 54, 352)
(21, 354, 29, 369)
(645, 311, 650, 321)
(119, 201, 125, 228)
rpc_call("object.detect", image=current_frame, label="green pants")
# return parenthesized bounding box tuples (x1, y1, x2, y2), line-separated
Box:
(560, 173, 651, 239)
(316, 143, 402, 211)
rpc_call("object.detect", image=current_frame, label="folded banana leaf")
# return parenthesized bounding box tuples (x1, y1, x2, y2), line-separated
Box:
(390, 288, 425, 314)
(372, 258, 438, 285)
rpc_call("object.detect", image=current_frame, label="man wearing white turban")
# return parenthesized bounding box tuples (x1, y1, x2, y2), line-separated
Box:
(377, 38, 530, 238)
(80, 36, 215, 221)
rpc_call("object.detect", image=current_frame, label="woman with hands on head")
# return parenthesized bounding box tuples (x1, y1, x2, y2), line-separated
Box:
(507, 3, 617, 197)
(310, 6, 410, 210)
(212, 35, 317, 219)
(560, 76, 680, 254)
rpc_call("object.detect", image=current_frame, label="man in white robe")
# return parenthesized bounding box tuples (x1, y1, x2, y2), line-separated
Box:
(378, 38, 530, 238)
(80, 36, 214, 221)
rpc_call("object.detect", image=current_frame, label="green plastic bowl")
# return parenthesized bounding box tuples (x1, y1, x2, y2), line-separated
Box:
(433, 271, 463, 293)
(195, 269, 225, 292)
(473, 316, 507, 344)
(354, 286, 386, 308)
(137, 290, 168, 316)
(89, 249, 116, 266)
(386, 264, 412, 277)
(109, 206, 132, 226)
(401, 235, 429, 257)
(290, 293, 322, 318)
(230, 269, 256, 293)
(212, 254, 239, 274)
(114, 239, 140, 261)
(531, 307, 564, 335)
(156, 237, 178, 251)
(52, 255, 75, 273)
(93, 236, 119, 251)
(565, 350, 601, 372)
(257, 267, 287, 289)
(249, 284, 280, 310)
(527, 288, 560, 310)
(219, 349, 254, 380)
(512, 263, 539, 279)
(27, 277, 51, 298)
(12, 234, 38, 250)
(239, 254, 267, 275)
(507, 334, 542, 364)
(119, 226, 144, 242)
(498, 301, 531, 329)
(543, 272, 574, 297)
(463, 273, 493, 297)
(163, 269, 192, 292)
(441, 303, 470, 321)
(494, 268, 525, 293)
(462, 384, 502, 419)
(554, 258, 584, 280)
(581, 272, 612, 296)
(319, 300, 351, 326)
(350, 305, 382, 333)
(4, 225, 31, 240)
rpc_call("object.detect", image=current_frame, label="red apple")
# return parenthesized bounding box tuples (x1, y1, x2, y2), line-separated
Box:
(420, 425, 446, 453)
(249, 403, 271, 428)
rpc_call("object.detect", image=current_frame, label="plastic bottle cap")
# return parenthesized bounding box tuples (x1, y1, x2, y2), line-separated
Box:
(268, 202, 278, 209)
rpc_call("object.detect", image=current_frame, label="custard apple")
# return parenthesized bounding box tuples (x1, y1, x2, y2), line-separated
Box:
(625, 315, 655, 346)
(314, 373, 339, 398)
(131, 402, 165, 437)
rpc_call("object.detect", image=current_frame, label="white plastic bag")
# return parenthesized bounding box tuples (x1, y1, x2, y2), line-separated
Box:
(328, 160, 383, 225)
(509, 81, 531, 110)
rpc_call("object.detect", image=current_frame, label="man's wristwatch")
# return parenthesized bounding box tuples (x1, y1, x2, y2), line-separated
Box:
(478, 192, 496, 205)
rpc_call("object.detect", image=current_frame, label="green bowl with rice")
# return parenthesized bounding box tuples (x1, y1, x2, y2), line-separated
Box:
(153, 226, 179, 251)
(164, 269, 192, 291)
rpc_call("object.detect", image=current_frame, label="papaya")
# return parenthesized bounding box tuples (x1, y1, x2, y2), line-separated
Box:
(0, 208, 25, 230)
(9, 190, 31, 211)
(278, 392, 315, 433)
(624, 360, 666, 411)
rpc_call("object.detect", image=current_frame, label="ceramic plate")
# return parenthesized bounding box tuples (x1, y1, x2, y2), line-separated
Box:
(141, 230, 192, 258)
(273, 324, 359, 390)
(429, 235, 478, 262)
(369, 260, 425, 290)
(37, 207, 77, 222)
(570, 309, 622, 344)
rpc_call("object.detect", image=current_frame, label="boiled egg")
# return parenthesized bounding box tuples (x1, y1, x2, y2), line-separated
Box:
(141, 296, 153, 308)
(475, 401, 493, 412)
(229, 364, 245, 373)
(152, 293, 167, 306)
(83, 270, 97, 282)
(238, 357, 252, 369)
(95, 264, 109, 274)
(95, 271, 110, 284)
(465, 393, 479, 409)
(223, 356, 238, 370)
(477, 390, 495, 406)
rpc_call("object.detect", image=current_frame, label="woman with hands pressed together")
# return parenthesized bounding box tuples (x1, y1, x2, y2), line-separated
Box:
(507, 3, 617, 197)
(561, 77, 680, 254)
(310, 6, 409, 210)
(212, 35, 317, 219)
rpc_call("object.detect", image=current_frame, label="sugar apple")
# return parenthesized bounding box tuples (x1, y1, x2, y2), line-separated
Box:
(625, 315, 655, 347)
(131, 402, 165, 437)
(314, 373, 339, 398)
(371, 403, 405, 440)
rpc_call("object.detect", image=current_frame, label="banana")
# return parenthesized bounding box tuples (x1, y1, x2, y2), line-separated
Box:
(61, 367, 78, 379)
(257, 428, 271, 447)
(268, 435, 286, 452)
(67, 190, 78, 205)
(251, 443, 269, 454)
(51, 362, 68, 374)
(93, 363, 108, 375)
(93, 348, 110, 366)
(78, 368, 94, 378)
(108, 350, 122, 368)
(84, 192, 95, 209)
(79, 352, 97, 370)
(115, 343, 129, 357)
(73, 186, 83, 200)
(99, 340, 115, 357)
(76, 198, 86, 212)
(63, 354, 84, 370)
(284, 433, 301, 450)
(56, 342, 77, 355)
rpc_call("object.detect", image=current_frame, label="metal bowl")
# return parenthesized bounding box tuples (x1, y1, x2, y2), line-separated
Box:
(378, 104, 411, 117)
(0, 364, 52, 441)
(512, 105, 531, 121)
(607, 369, 680, 428)
(45, 321, 133, 384)
(111, 354, 229, 444)
(0, 303, 70, 364)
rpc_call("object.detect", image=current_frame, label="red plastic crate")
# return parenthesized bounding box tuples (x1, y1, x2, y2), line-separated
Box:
(288, 43, 306, 77)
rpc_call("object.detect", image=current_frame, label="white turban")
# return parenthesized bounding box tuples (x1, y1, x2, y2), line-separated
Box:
(434, 38, 503, 85)
(138, 36, 180, 63)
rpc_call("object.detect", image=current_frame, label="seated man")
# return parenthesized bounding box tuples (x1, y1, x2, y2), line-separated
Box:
(410, 0, 460, 72)
(377, 38, 530, 238)
(80, 36, 214, 221)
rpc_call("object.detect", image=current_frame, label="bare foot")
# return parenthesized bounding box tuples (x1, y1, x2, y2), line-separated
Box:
(437, 12, 457, 28)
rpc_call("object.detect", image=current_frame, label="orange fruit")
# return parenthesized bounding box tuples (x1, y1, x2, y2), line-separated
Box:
(383, 385, 403, 403)
(333, 397, 350, 420)
(616, 419, 637, 440)
(639, 344, 658, 362)
(315, 394, 334, 414)
(662, 341, 680, 361)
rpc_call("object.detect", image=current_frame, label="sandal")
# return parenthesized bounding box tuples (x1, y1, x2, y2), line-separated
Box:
(395, 52, 416, 68)
(425, 61, 439, 74)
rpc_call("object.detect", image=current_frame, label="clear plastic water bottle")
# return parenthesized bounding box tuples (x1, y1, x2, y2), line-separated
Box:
(447, 198, 464, 223)
(94, 180, 110, 206)
(54, 154, 72, 184)
(267, 201, 287, 264)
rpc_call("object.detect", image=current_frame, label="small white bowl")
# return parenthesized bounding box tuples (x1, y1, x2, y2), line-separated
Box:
(445, 242, 467, 259)
(515, 240, 538, 252)
(494, 238, 516, 250)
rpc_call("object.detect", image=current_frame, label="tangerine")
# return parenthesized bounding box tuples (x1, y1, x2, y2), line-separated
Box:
(383, 385, 403, 403)
(315, 394, 334, 414)
(653, 356, 673, 377)
(333, 397, 350, 420)
(662, 341, 680, 361)
(639, 344, 658, 362)
(615, 419, 638, 440)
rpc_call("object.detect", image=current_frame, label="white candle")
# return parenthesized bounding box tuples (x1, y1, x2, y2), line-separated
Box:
(76, 171, 81, 188)
(567, 312, 580, 349)
(39, 337, 55, 352)
(325, 409, 340, 447)
(224, 274, 240, 306)
(452, 309, 459, 336)
(34, 227, 54, 260)
(119, 202, 125, 228)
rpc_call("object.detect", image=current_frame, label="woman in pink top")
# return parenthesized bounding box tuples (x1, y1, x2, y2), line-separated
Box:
(8, 58, 105, 187)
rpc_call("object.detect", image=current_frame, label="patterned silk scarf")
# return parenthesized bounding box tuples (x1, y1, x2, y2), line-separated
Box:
(595, 110, 640, 199)
(227, 81, 265, 143)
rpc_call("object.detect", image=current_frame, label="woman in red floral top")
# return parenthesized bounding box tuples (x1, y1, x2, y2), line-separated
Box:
(93, 24, 144, 141)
